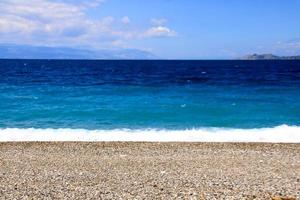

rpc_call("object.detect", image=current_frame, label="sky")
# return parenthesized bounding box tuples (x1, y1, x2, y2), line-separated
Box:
(0, 0, 300, 59)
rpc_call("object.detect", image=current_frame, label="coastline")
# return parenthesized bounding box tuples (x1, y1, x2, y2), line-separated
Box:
(1, 125, 300, 143)
(0, 142, 299, 199)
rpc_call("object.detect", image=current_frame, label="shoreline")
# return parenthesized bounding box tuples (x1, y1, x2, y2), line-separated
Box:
(1, 125, 300, 143)
(0, 142, 299, 199)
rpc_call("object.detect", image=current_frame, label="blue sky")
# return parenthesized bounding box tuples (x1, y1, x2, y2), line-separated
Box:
(0, 0, 300, 59)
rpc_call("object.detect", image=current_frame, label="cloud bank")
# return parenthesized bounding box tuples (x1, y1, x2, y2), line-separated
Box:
(0, 0, 176, 48)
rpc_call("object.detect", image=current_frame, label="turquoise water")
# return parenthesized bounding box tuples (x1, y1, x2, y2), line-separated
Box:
(0, 60, 299, 130)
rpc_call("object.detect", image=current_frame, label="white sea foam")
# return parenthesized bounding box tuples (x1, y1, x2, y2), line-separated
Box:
(0, 125, 299, 143)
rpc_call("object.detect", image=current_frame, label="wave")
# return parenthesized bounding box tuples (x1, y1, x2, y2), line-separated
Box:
(0, 125, 299, 143)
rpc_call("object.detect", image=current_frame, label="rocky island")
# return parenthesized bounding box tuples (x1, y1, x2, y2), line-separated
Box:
(241, 54, 300, 60)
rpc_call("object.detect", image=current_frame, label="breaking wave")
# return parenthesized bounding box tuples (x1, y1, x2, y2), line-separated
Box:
(0, 125, 299, 143)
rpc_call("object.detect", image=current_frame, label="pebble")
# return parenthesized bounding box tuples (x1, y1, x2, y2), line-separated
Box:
(0, 142, 299, 199)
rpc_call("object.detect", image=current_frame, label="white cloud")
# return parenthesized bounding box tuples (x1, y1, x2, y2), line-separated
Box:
(146, 18, 176, 38)
(0, 0, 177, 48)
(0, 0, 84, 20)
(0, 0, 96, 43)
(144, 26, 176, 38)
(121, 16, 130, 24)
(0, 15, 37, 33)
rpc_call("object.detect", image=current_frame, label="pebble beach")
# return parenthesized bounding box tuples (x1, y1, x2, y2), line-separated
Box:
(0, 142, 299, 199)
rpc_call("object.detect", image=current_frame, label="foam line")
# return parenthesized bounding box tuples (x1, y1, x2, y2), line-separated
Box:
(0, 125, 299, 143)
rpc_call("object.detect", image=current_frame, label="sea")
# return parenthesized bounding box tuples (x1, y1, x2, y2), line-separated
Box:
(0, 59, 299, 142)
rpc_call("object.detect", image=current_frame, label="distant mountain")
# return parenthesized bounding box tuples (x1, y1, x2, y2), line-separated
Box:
(241, 53, 300, 60)
(0, 44, 158, 59)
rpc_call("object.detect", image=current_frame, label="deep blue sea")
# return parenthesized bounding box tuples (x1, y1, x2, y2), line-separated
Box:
(0, 59, 299, 142)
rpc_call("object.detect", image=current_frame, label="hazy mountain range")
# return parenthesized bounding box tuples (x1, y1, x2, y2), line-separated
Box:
(241, 54, 300, 60)
(0, 44, 158, 59)
(1, 44, 300, 60)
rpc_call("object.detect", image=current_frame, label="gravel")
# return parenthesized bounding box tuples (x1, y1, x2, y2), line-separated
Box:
(0, 142, 299, 199)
